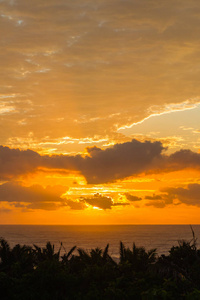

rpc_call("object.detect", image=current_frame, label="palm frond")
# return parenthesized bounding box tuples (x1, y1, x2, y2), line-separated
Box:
(103, 244, 109, 260)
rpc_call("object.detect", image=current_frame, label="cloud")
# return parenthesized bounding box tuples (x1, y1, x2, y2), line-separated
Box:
(168, 149, 200, 170)
(65, 199, 87, 210)
(30, 142, 200, 183)
(162, 184, 200, 207)
(144, 193, 166, 208)
(79, 193, 129, 210)
(77, 140, 164, 183)
(2, 141, 200, 210)
(2, 139, 200, 184)
(0, 181, 128, 212)
(0, 139, 164, 183)
(145, 194, 163, 200)
(0, 146, 41, 180)
(147, 148, 200, 175)
(124, 193, 142, 201)
(1, 0, 200, 153)
(144, 183, 200, 208)
(26, 202, 62, 211)
(0, 182, 67, 210)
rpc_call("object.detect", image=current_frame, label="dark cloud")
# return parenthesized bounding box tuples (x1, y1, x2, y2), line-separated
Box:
(77, 140, 164, 183)
(124, 193, 142, 201)
(0, 140, 164, 183)
(26, 202, 62, 211)
(145, 194, 163, 200)
(0, 182, 67, 210)
(0, 146, 41, 180)
(2, 141, 200, 211)
(168, 149, 200, 170)
(80, 194, 113, 210)
(80, 193, 129, 210)
(147, 148, 200, 176)
(65, 200, 87, 210)
(144, 183, 200, 208)
(31, 142, 200, 183)
(0, 180, 129, 212)
(162, 184, 200, 207)
(2, 140, 200, 184)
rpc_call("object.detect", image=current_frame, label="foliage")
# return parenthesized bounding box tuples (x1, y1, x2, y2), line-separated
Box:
(1, 233, 200, 299)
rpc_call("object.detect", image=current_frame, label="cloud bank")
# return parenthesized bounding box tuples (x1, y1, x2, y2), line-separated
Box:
(0, 182, 67, 210)
(144, 184, 200, 208)
(0, 139, 164, 183)
(1, 0, 200, 151)
(163, 184, 200, 207)
(2, 139, 200, 184)
(2, 138, 200, 211)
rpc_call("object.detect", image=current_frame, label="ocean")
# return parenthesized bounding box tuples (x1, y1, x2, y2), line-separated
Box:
(0, 225, 199, 260)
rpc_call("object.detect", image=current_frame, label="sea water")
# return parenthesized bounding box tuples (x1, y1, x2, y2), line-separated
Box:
(0, 225, 199, 260)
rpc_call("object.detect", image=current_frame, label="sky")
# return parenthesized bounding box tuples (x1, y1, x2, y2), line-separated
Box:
(1, 0, 200, 224)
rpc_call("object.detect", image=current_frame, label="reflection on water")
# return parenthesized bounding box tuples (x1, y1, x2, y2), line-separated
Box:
(0, 225, 199, 260)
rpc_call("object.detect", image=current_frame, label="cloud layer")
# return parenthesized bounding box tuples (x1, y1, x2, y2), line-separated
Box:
(1, 139, 200, 211)
(163, 184, 200, 207)
(0, 182, 67, 210)
(144, 184, 200, 208)
(1, 0, 200, 152)
(1, 139, 164, 183)
(2, 140, 200, 184)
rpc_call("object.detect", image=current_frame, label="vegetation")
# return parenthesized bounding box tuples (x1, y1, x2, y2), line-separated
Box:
(1, 234, 200, 299)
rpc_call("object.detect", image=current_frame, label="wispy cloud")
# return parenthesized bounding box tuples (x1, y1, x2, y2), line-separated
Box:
(1, 0, 200, 152)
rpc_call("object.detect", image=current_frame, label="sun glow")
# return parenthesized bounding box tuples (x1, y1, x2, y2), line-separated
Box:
(92, 206, 103, 210)
(1, 0, 200, 225)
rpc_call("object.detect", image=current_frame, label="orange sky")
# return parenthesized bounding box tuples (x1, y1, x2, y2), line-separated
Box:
(1, 0, 200, 224)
